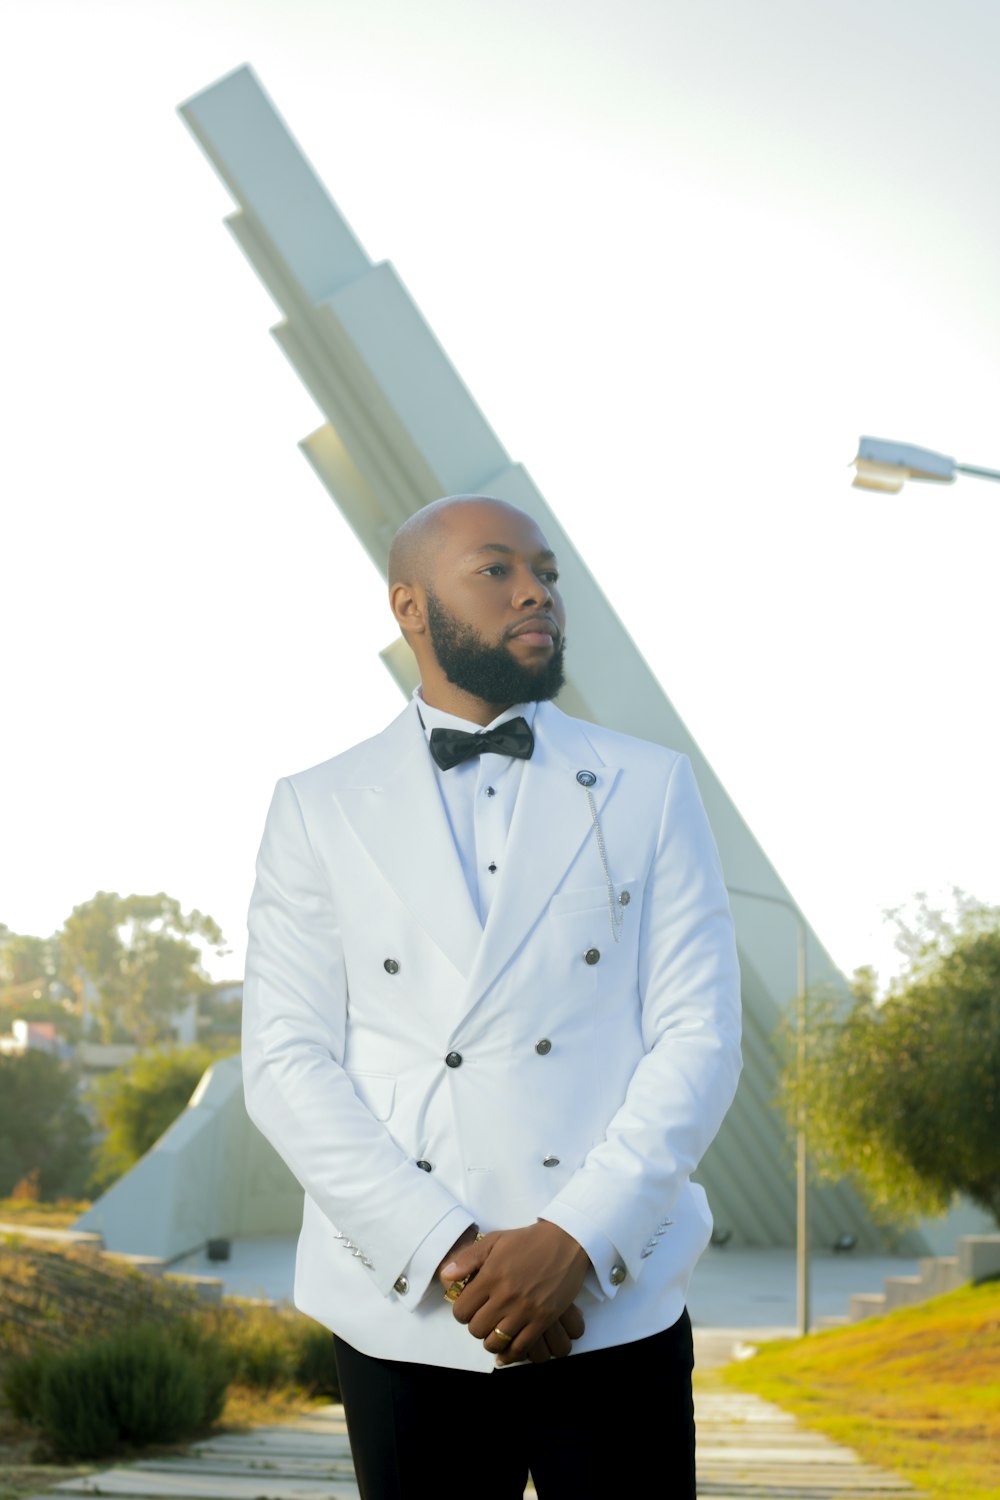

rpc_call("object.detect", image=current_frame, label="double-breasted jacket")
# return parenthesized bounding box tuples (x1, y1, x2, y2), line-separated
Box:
(242, 699, 742, 1370)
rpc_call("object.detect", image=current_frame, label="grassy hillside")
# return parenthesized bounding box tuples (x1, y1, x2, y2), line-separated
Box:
(0, 1237, 337, 1482)
(721, 1280, 1000, 1500)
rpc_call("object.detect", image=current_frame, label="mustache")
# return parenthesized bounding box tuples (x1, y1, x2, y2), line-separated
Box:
(504, 615, 561, 641)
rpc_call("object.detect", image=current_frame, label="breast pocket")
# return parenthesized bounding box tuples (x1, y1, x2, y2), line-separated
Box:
(547, 879, 639, 996)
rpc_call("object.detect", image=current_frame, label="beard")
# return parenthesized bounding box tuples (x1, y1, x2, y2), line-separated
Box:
(425, 590, 566, 705)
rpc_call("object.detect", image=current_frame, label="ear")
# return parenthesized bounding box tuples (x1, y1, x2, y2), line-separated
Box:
(390, 581, 426, 637)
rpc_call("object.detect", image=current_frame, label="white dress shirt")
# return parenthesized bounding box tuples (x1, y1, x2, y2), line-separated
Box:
(415, 690, 537, 926)
(401, 689, 615, 1309)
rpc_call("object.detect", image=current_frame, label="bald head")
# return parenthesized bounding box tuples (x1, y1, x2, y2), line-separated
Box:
(386, 493, 565, 721)
(388, 495, 532, 588)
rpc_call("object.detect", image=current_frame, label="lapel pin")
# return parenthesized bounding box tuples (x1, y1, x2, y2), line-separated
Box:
(577, 768, 623, 945)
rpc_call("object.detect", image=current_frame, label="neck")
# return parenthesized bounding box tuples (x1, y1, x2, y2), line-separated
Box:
(418, 674, 517, 727)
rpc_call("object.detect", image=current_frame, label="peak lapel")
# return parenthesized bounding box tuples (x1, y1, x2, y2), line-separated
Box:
(464, 705, 621, 1008)
(333, 706, 483, 977)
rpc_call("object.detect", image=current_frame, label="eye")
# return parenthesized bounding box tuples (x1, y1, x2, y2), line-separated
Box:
(480, 563, 507, 577)
(539, 569, 559, 583)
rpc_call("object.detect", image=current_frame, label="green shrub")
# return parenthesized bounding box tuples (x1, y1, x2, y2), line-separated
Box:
(174, 1319, 232, 1424)
(2, 1345, 58, 1423)
(0, 1051, 93, 1199)
(290, 1321, 340, 1398)
(219, 1309, 295, 1390)
(206, 1305, 339, 1398)
(6, 1322, 223, 1458)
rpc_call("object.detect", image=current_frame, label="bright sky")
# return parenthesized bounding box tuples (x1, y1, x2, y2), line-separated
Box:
(3, 0, 998, 989)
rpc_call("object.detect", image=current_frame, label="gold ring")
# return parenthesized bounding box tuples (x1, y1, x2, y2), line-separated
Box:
(492, 1326, 513, 1344)
(442, 1232, 486, 1302)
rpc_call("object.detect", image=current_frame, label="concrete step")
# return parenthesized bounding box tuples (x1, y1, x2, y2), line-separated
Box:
(849, 1291, 887, 1321)
(882, 1275, 927, 1310)
(958, 1233, 1000, 1283)
(814, 1313, 850, 1330)
(918, 1254, 961, 1296)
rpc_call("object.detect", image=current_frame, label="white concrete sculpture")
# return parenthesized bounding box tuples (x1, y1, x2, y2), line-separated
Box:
(77, 1055, 302, 1257)
(83, 62, 902, 1264)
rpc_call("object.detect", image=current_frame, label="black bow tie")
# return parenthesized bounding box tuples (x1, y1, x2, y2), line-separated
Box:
(429, 716, 535, 772)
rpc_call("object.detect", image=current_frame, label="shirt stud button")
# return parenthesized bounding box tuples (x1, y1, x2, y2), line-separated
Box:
(383, 958, 399, 974)
(415, 1159, 432, 1172)
(542, 1155, 560, 1167)
(488, 862, 497, 873)
(486, 786, 496, 797)
(619, 890, 631, 906)
(576, 770, 597, 787)
(584, 948, 601, 965)
(445, 1052, 463, 1069)
(535, 1039, 552, 1055)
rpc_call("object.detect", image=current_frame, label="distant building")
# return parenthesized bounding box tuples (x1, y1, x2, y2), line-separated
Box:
(0, 1018, 62, 1057)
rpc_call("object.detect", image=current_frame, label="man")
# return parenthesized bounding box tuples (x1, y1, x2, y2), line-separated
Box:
(243, 495, 742, 1498)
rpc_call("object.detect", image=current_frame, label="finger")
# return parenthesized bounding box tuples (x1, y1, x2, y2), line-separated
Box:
(522, 1337, 552, 1364)
(483, 1320, 521, 1358)
(542, 1323, 571, 1359)
(495, 1318, 549, 1367)
(559, 1304, 585, 1340)
(451, 1278, 494, 1327)
(468, 1302, 513, 1340)
(439, 1232, 494, 1286)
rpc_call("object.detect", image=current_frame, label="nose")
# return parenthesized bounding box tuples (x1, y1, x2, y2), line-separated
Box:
(512, 567, 553, 609)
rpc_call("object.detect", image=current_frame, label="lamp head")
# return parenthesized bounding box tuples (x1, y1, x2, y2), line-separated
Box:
(852, 436, 956, 492)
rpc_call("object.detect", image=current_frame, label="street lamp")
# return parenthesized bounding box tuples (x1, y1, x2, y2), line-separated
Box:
(726, 886, 810, 1337)
(851, 436, 1000, 493)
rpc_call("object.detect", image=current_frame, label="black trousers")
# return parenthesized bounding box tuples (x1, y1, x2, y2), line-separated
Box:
(333, 1309, 695, 1500)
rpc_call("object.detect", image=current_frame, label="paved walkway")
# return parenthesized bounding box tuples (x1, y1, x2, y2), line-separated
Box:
(13, 1240, 927, 1496)
(29, 1350, 915, 1500)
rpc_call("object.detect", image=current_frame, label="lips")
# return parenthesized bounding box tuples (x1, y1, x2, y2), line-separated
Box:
(508, 617, 559, 642)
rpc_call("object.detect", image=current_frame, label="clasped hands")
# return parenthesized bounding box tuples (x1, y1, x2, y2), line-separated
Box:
(436, 1220, 589, 1366)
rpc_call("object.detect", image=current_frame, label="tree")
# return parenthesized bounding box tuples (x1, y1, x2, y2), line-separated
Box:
(0, 925, 60, 1008)
(58, 893, 226, 1046)
(780, 895, 1000, 1227)
(0, 1051, 93, 1199)
(89, 1044, 227, 1188)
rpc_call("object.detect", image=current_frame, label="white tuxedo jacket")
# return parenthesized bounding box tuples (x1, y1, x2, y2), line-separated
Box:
(243, 700, 741, 1370)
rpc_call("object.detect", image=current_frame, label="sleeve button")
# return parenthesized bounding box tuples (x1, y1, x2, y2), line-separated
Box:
(609, 1263, 626, 1285)
(393, 1276, 409, 1294)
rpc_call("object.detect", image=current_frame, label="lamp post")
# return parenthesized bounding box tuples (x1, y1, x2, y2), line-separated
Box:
(727, 886, 810, 1337)
(851, 436, 1000, 493)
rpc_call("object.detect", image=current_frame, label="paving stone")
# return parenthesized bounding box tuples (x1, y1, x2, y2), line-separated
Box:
(695, 1390, 914, 1495)
(53, 1471, 360, 1499)
(35, 1379, 914, 1500)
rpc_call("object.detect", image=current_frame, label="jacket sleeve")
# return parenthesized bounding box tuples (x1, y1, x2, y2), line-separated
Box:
(541, 752, 742, 1287)
(242, 776, 468, 1301)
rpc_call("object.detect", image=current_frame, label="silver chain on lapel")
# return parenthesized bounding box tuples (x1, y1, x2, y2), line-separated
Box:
(579, 775, 624, 944)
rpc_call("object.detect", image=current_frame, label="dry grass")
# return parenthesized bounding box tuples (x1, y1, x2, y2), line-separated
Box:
(0, 1237, 337, 1489)
(721, 1279, 1000, 1500)
(0, 1237, 207, 1359)
(0, 1201, 90, 1231)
